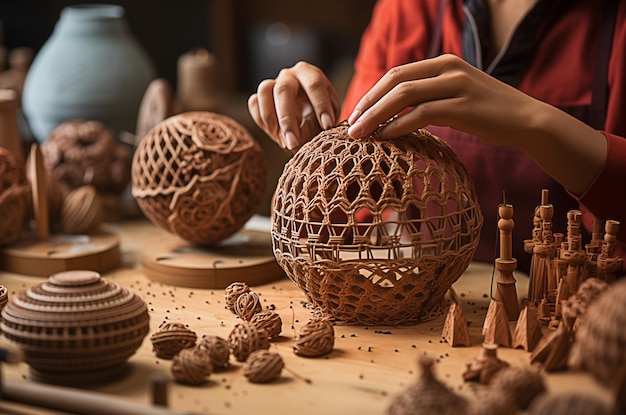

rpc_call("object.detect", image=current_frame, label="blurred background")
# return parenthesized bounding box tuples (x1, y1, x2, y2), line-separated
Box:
(0, 0, 377, 215)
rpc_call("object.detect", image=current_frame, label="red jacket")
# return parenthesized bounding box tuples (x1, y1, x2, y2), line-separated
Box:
(341, 0, 626, 271)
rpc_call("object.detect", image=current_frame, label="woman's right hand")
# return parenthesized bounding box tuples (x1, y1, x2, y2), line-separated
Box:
(248, 61, 341, 152)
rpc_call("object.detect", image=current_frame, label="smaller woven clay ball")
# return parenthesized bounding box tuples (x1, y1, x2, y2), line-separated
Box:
(131, 111, 267, 245)
(224, 281, 250, 313)
(293, 317, 335, 357)
(0, 147, 30, 246)
(234, 291, 262, 321)
(228, 322, 270, 362)
(569, 278, 626, 412)
(196, 335, 230, 370)
(150, 322, 197, 359)
(171, 347, 213, 386)
(250, 310, 283, 339)
(41, 119, 131, 195)
(487, 366, 546, 411)
(59, 185, 104, 234)
(243, 350, 284, 383)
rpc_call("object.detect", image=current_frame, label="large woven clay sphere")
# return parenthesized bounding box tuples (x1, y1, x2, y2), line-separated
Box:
(0, 270, 150, 385)
(272, 123, 482, 325)
(131, 112, 267, 245)
(0, 147, 30, 246)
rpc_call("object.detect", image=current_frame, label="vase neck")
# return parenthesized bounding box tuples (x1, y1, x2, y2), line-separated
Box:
(55, 5, 128, 35)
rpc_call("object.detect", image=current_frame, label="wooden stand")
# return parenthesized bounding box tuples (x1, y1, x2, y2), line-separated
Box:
(0, 232, 120, 276)
(140, 227, 285, 289)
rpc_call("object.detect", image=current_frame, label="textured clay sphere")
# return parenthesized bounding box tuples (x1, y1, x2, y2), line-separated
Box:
(0, 270, 150, 385)
(131, 111, 267, 245)
(0, 147, 30, 246)
(272, 124, 483, 324)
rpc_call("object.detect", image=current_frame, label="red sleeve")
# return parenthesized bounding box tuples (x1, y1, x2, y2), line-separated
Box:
(340, 0, 442, 120)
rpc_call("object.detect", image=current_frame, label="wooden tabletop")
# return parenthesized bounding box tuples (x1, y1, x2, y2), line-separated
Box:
(0, 218, 613, 415)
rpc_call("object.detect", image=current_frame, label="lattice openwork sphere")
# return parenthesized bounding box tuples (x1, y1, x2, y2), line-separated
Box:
(272, 124, 482, 324)
(132, 111, 267, 245)
(0, 270, 150, 385)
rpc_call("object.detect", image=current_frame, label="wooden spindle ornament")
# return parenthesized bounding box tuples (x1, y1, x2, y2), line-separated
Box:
(495, 203, 520, 321)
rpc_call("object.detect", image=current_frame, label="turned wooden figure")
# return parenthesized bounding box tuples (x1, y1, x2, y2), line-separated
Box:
(512, 304, 542, 352)
(495, 203, 520, 321)
(528, 203, 556, 305)
(482, 298, 512, 348)
(442, 288, 470, 347)
(596, 220, 622, 283)
(559, 210, 587, 301)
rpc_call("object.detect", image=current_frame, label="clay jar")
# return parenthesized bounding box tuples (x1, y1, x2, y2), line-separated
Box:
(22, 4, 155, 141)
(0, 270, 150, 385)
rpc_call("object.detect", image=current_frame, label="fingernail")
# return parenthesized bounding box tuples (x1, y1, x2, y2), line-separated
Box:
(285, 132, 298, 151)
(348, 109, 361, 125)
(321, 112, 333, 130)
(348, 122, 362, 138)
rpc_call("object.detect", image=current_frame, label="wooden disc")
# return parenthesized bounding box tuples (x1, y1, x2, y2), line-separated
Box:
(28, 144, 49, 241)
(0, 232, 120, 276)
(140, 229, 285, 289)
(135, 78, 173, 140)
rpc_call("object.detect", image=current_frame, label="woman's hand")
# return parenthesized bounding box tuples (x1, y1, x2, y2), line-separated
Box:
(248, 61, 341, 152)
(346, 54, 607, 196)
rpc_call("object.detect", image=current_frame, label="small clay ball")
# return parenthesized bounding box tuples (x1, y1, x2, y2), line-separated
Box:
(196, 335, 230, 369)
(250, 310, 282, 339)
(243, 349, 284, 383)
(60, 185, 104, 234)
(0, 147, 30, 246)
(171, 347, 213, 385)
(293, 317, 335, 357)
(527, 393, 615, 415)
(41, 119, 131, 195)
(228, 322, 270, 362)
(150, 322, 197, 359)
(234, 291, 262, 321)
(224, 281, 250, 313)
(488, 366, 546, 410)
(131, 111, 267, 245)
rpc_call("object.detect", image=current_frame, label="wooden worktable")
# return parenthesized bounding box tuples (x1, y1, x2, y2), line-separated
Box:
(0, 218, 613, 415)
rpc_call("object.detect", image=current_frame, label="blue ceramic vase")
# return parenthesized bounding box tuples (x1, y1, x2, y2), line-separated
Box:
(22, 4, 156, 142)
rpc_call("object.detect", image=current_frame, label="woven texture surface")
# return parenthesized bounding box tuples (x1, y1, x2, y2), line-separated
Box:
(132, 111, 267, 245)
(272, 124, 482, 324)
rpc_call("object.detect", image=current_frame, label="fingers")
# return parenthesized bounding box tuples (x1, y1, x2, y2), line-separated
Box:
(347, 54, 468, 138)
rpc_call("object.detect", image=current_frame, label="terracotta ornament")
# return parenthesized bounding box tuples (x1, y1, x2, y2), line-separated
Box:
(196, 335, 230, 369)
(243, 349, 284, 383)
(250, 310, 283, 339)
(512, 305, 542, 352)
(462, 343, 509, 384)
(0, 147, 29, 246)
(0, 270, 150, 385)
(293, 317, 335, 357)
(386, 355, 469, 415)
(228, 322, 270, 362)
(272, 123, 483, 325)
(494, 203, 520, 321)
(488, 366, 546, 410)
(482, 299, 512, 347)
(171, 347, 213, 386)
(135, 78, 174, 141)
(131, 111, 267, 245)
(41, 119, 131, 195)
(224, 281, 251, 312)
(150, 322, 197, 360)
(441, 288, 470, 347)
(176, 49, 220, 113)
(596, 220, 623, 282)
(60, 185, 104, 234)
(234, 291, 263, 321)
(569, 278, 626, 413)
(0, 284, 8, 310)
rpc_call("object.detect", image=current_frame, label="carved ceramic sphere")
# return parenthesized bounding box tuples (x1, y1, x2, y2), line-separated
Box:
(272, 124, 483, 324)
(150, 322, 197, 359)
(0, 147, 30, 246)
(224, 281, 251, 312)
(196, 335, 230, 369)
(234, 291, 262, 321)
(228, 322, 270, 362)
(293, 317, 335, 357)
(40, 119, 131, 195)
(171, 347, 213, 385)
(250, 310, 283, 339)
(243, 349, 284, 383)
(131, 111, 267, 245)
(0, 270, 150, 385)
(60, 185, 104, 234)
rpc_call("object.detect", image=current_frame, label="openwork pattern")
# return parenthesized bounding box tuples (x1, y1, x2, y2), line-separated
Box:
(0, 147, 30, 246)
(272, 124, 482, 324)
(0, 270, 150, 385)
(132, 111, 267, 245)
